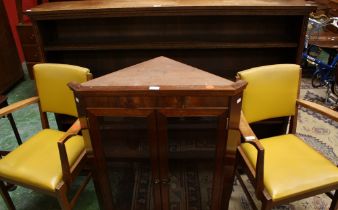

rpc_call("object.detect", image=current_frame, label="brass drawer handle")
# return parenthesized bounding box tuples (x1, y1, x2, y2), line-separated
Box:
(153, 178, 170, 184)
(153, 178, 160, 184)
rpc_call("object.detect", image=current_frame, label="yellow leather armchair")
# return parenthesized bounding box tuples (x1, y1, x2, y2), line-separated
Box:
(235, 64, 338, 210)
(0, 63, 93, 210)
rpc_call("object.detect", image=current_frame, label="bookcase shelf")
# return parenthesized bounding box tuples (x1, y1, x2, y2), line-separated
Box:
(27, 1, 314, 79)
(43, 42, 299, 51)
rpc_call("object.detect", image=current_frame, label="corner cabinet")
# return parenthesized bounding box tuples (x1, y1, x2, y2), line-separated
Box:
(26, 0, 315, 79)
(70, 57, 247, 210)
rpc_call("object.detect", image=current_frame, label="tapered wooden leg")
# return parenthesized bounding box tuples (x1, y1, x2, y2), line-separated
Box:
(0, 97, 22, 145)
(236, 172, 258, 210)
(329, 190, 338, 210)
(261, 201, 273, 210)
(234, 149, 258, 210)
(5, 182, 17, 191)
(56, 186, 71, 210)
(7, 113, 22, 145)
(0, 180, 15, 210)
(261, 191, 273, 210)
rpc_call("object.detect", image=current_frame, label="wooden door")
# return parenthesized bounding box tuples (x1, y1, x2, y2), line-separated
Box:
(157, 109, 229, 210)
(86, 108, 161, 210)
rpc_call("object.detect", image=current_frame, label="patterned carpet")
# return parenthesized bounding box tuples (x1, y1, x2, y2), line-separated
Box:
(0, 75, 336, 210)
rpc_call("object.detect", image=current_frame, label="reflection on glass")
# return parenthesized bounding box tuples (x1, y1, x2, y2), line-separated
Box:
(167, 117, 218, 210)
(97, 116, 153, 210)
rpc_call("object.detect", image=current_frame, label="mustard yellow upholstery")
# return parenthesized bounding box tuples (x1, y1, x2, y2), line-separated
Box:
(0, 129, 84, 191)
(237, 64, 300, 123)
(0, 63, 92, 209)
(241, 134, 338, 201)
(34, 64, 90, 117)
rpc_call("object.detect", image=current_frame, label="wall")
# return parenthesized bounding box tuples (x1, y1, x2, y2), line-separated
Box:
(3, 0, 38, 63)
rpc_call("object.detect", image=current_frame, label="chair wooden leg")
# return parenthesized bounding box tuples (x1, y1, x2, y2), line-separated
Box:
(261, 201, 273, 210)
(7, 113, 22, 145)
(0, 96, 22, 145)
(235, 170, 258, 210)
(329, 190, 338, 210)
(56, 186, 71, 210)
(69, 172, 92, 208)
(261, 191, 273, 210)
(0, 180, 15, 210)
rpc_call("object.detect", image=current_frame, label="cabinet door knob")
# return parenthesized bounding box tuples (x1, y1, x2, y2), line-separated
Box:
(153, 178, 160, 184)
(161, 178, 170, 184)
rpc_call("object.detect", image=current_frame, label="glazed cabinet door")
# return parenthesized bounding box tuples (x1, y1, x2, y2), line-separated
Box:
(157, 109, 229, 210)
(86, 108, 161, 210)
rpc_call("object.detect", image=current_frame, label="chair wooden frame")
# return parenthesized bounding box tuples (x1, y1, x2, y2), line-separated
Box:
(236, 97, 338, 210)
(0, 71, 93, 210)
(0, 95, 22, 145)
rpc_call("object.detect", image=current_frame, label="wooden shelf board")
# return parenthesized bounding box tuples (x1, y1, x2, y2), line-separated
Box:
(44, 42, 298, 51)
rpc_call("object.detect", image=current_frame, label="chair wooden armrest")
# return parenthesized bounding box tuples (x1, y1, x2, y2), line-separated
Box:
(0, 151, 11, 157)
(63, 119, 82, 137)
(57, 119, 84, 185)
(297, 99, 338, 121)
(0, 96, 39, 118)
(239, 112, 258, 142)
(239, 112, 265, 195)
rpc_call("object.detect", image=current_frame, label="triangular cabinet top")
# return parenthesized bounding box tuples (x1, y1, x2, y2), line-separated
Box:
(69, 56, 246, 95)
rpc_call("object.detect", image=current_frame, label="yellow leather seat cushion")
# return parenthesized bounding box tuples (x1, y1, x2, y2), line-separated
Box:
(241, 134, 338, 201)
(0, 129, 84, 191)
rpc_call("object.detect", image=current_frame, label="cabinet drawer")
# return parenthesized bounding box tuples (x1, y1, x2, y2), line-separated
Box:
(157, 96, 229, 107)
(17, 24, 36, 44)
(82, 95, 229, 108)
(23, 45, 42, 62)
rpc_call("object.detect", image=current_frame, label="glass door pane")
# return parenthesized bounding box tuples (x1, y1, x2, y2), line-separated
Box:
(92, 110, 159, 210)
(158, 110, 227, 210)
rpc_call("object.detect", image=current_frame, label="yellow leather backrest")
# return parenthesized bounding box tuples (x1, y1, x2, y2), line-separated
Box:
(34, 63, 90, 117)
(237, 64, 300, 123)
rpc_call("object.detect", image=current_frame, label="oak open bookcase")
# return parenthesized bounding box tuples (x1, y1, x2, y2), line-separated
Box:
(69, 57, 247, 210)
(26, 0, 315, 79)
